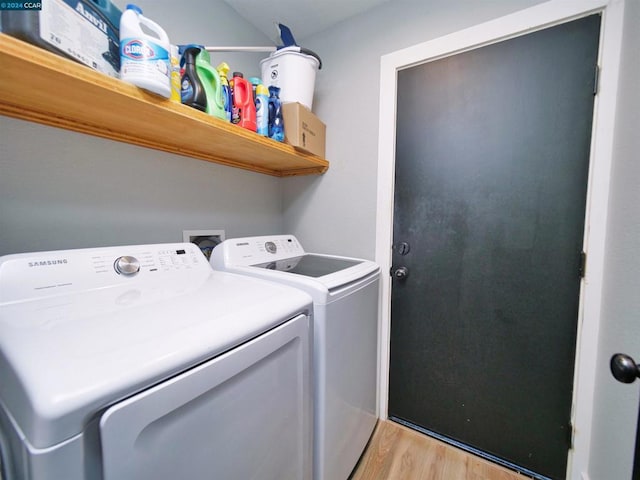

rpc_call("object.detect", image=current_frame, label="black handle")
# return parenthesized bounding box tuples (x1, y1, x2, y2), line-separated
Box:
(610, 353, 640, 480)
(611, 353, 640, 384)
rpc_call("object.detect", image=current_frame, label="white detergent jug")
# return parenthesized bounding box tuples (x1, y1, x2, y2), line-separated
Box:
(119, 4, 171, 98)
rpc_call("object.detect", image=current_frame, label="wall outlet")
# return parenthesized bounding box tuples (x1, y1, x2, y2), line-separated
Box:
(183, 230, 225, 260)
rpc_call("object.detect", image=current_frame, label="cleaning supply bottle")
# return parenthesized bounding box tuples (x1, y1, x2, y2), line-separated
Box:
(169, 45, 181, 103)
(249, 77, 261, 103)
(230, 72, 239, 124)
(180, 46, 207, 112)
(216, 62, 232, 122)
(194, 48, 226, 120)
(268, 85, 285, 141)
(119, 4, 171, 98)
(255, 83, 269, 136)
(232, 72, 257, 132)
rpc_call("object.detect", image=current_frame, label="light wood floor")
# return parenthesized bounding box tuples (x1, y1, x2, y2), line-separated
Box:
(350, 420, 532, 480)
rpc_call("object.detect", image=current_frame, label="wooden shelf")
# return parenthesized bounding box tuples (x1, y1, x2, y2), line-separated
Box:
(0, 33, 328, 177)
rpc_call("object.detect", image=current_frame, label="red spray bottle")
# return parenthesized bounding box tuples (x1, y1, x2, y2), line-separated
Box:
(232, 72, 257, 132)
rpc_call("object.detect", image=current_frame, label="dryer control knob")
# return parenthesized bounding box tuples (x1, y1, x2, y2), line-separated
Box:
(114, 256, 140, 276)
(265, 241, 277, 254)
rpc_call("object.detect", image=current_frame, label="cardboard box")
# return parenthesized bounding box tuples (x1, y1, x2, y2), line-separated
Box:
(282, 103, 326, 158)
(1, 0, 122, 78)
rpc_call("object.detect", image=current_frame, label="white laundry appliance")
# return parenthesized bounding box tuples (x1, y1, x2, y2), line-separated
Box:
(210, 235, 380, 480)
(0, 243, 313, 480)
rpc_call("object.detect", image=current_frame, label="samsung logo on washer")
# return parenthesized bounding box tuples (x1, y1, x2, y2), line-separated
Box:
(28, 259, 69, 267)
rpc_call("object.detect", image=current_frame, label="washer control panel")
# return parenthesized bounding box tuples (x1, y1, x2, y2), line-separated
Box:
(214, 235, 306, 266)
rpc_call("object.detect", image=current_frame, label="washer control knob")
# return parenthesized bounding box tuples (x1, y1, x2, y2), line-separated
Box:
(114, 256, 140, 276)
(265, 241, 277, 254)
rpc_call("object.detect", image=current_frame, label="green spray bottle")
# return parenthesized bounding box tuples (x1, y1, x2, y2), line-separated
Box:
(194, 47, 226, 120)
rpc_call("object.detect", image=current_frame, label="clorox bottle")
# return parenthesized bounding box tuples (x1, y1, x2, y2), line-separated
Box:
(119, 4, 171, 98)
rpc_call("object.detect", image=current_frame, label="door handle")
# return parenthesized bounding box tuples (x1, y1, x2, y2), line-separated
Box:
(610, 353, 640, 480)
(392, 266, 409, 280)
(611, 353, 640, 384)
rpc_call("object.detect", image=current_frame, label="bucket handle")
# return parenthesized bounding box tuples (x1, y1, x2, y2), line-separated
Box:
(284, 46, 322, 69)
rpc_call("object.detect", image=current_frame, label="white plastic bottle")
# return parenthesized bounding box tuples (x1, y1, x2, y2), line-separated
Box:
(255, 83, 269, 136)
(119, 4, 171, 98)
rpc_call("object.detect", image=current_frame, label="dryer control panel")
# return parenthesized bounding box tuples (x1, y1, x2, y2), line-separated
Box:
(0, 243, 209, 304)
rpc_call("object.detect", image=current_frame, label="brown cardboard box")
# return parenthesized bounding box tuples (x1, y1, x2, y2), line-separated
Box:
(282, 103, 326, 158)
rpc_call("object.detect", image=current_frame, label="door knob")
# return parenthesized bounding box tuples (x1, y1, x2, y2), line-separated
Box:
(392, 266, 409, 280)
(610, 353, 640, 384)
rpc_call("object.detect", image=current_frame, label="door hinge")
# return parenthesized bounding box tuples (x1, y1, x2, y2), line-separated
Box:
(567, 420, 575, 450)
(579, 251, 587, 278)
(593, 65, 600, 96)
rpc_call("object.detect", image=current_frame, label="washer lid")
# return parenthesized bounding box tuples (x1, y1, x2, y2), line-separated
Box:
(211, 235, 380, 300)
(251, 254, 363, 277)
(0, 245, 311, 449)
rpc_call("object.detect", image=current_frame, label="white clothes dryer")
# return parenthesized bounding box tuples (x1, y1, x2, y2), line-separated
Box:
(211, 235, 380, 480)
(0, 243, 313, 480)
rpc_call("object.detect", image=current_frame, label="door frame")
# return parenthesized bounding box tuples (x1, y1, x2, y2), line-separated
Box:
(374, 1, 625, 479)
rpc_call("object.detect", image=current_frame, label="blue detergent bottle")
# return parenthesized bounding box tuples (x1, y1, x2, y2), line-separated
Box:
(268, 85, 284, 142)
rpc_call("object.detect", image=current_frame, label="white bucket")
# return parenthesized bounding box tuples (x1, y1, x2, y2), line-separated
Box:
(260, 46, 321, 110)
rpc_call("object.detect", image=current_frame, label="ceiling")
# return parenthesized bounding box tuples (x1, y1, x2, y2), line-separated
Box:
(222, 0, 391, 44)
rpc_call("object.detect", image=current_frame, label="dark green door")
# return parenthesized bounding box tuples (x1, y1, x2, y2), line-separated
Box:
(389, 15, 601, 480)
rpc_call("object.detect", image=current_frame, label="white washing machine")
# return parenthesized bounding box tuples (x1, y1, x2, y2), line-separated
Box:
(0, 243, 313, 480)
(211, 235, 380, 480)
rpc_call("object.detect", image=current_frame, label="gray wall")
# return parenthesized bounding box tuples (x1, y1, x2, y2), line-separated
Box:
(282, 0, 546, 259)
(589, 0, 640, 478)
(0, 118, 282, 253)
(0, 0, 279, 256)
